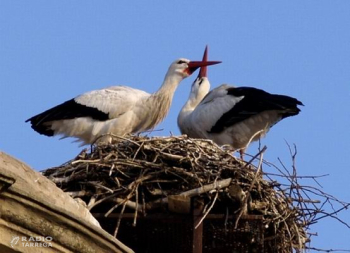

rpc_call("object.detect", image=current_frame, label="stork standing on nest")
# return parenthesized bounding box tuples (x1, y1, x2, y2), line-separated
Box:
(178, 46, 303, 158)
(26, 57, 221, 144)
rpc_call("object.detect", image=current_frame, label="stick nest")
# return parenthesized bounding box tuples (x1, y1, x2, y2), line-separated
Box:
(43, 135, 309, 252)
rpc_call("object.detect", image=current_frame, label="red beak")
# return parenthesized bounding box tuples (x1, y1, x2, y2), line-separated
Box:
(187, 50, 221, 75)
(198, 45, 208, 78)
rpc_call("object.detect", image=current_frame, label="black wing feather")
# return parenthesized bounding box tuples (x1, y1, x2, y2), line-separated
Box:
(209, 87, 303, 133)
(25, 99, 109, 136)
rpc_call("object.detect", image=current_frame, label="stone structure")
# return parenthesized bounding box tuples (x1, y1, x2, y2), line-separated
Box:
(0, 152, 133, 253)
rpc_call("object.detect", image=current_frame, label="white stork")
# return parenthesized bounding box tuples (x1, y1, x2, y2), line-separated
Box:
(178, 47, 303, 158)
(26, 57, 221, 144)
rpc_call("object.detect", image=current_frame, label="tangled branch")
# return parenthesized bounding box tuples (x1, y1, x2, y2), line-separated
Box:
(42, 135, 349, 252)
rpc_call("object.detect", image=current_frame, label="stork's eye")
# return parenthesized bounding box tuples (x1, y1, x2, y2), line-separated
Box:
(199, 79, 204, 85)
(177, 60, 186, 64)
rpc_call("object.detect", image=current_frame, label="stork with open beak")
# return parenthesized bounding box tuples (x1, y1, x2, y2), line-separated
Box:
(26, 57, 221, 144)
(178, 46, 303, 158)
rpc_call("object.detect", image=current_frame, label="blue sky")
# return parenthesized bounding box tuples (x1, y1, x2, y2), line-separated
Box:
(1, 1, 349, 251)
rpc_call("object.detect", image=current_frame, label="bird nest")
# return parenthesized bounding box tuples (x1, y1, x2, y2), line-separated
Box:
(43, 135, 312, 252)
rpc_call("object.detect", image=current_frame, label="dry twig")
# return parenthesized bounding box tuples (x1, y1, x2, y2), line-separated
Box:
(42, 135, 350, 252)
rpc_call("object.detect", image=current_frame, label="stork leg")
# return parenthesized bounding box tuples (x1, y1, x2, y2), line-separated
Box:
(239, 149, 245, 160)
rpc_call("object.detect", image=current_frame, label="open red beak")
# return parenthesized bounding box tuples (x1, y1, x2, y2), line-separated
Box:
(187, 49, 221, 75)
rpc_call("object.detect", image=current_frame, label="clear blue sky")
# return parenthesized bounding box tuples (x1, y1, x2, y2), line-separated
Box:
(1, 1, 349, 251)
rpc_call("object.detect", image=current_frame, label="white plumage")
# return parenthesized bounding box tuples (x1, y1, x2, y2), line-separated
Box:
(27, 57, 221, 144)
(52, 86, 151, 143)
(178, 47, 303, 157)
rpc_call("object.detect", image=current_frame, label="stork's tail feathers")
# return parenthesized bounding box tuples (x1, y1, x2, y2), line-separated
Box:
(277, 96, 304, 119)
(26, 116, 55, 136)
(26, 99, 109, 137)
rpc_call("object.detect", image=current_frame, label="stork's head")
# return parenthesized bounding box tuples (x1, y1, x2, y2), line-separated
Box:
(169, 56, 220, 79)
(190, 46, 211, 101)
